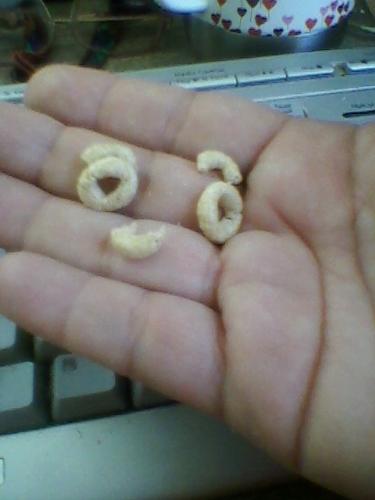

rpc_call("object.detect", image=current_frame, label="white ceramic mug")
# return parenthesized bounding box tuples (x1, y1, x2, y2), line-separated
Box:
(156, 0, 356, 38)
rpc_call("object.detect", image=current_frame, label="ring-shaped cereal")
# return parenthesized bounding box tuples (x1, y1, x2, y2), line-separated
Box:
(81, 143, 136, 168)
(197, 181, 243, 244)
(77, 155, 138, 211)
(197, 150, 243, 185)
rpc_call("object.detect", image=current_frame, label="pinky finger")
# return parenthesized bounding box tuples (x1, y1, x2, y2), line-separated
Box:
(0, 252, 224, 415)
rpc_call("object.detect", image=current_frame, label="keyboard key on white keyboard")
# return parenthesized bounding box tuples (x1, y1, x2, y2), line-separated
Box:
(51, 355, 129, 423)
(237, 69, 286, 86)
(132, 381, 171, 409)
(0, 84, 25, 104)
(0, 316, 32, 365)
(286, 64, 334, 80)
(171, 74, 237, 90)
(0, 361, 47, 434)
(269, 101, 307, 118)
(345, 60, 375, 73)
(33, 337, 66, 362)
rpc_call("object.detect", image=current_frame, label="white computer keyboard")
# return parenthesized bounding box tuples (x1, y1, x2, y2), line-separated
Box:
(1, 45, 375, 500)
(122, 46, 375, 125)
(2, 47, 375, 125)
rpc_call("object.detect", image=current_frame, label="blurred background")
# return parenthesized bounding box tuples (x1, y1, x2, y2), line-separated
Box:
(0, 0, 375, 83)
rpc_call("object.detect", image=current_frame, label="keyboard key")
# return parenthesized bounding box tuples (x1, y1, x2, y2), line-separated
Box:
(0, 84, 25, 104)
(269, 101, 307, 118)
(34, 337, 66, 362)
(345, 60, 375, 73)
(0, 361, 48, 434)
(132, 381, 171, 409)
(237, 69, 286, 86)
(170, 74, 237, 90)
(51, 355, 129, 423)
(286, 64, 334, 80)
(0, 316, 32, 366)
(0, 248, 6, 258)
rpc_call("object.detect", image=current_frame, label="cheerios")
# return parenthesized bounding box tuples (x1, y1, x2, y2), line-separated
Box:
(111, 222, 166, 259)
(197, 181, 243, 244)
(77, 144, 138, 211)
(197, 150, 243, 185)
(81, 143, 136, 167)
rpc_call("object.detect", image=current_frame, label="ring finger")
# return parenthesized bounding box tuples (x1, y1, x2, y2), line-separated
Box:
(0, 173, 220, 306)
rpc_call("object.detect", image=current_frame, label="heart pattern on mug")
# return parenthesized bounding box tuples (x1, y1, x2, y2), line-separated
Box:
(206, 0, 354, 39)
(305, 17, 317, 31)
(331, 0, 338, 10)
(248, 27, 262, 36)
(237, 7, 247, 17)
(221, 19, 232, 30)
(262, 0, 277, 10)
(282, 15, 293, 26)
(255, 14, 267, 26)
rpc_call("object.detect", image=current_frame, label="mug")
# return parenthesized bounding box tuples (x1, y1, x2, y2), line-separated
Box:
(156, 0, 356, 38)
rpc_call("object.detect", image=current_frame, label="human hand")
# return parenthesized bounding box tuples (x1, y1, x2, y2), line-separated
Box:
(0, 66, 374, 499)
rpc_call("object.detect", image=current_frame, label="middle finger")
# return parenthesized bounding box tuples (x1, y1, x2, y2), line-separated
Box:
(0, 103, 212, 229)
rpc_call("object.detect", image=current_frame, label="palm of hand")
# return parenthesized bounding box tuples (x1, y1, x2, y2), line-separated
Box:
(0, 66, 374, 499)
(221, 121, 375, 499)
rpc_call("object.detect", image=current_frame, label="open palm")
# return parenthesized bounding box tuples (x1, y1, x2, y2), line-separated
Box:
(0, 66, 374, 499)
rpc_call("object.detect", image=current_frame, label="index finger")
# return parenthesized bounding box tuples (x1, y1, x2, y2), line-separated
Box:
(25, 65, 287, 172)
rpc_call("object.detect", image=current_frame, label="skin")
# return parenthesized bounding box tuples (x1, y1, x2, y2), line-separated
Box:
(0, 65, 374, 498)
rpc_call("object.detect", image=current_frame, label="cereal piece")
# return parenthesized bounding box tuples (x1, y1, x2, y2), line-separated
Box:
(197, 150, 243, 185)
(111, 222, 166, 259)
(197, 181, 243, 244)
(81, 143, 136, 168)
(77, 144, 138, 211)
